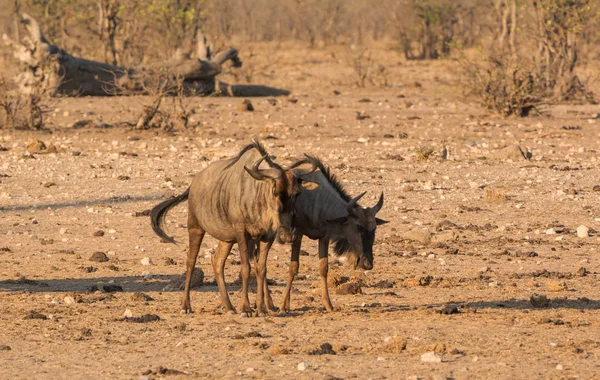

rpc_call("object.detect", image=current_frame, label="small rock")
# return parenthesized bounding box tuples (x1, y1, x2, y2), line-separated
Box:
(381, 336, 407, 353)
(530, 294, 550, 308)
(63, 296, 76, 305)
(132, 292, 154, 302)
(432, 231, 457, 244)
(357, 137, 368, 143)
(309, 343, 336, 355)
(420, 351, 443, 363)
(439, 304, 459, 315)
(335, 281, 362, 295)
(480, 266, 490, 273)
(93, 230, 105, 237)
(556, 364, 564, 370)
(545, 228, 556, 235)
(123, 309, 133, 318)
(577, 267, 588, 277)
(0, 345, 11, 351)
(140, 257, 153, 266)
(89, 251, 109, 262)
(577, 225, 589, 238)
(493, 144, 531, 161)
(59, 227, 68, 235)
(297, 362, 308, 371)
(403, 230, 432, 245)
(593, 185, 600, 192)
(238, 99, 254, 111)
(546, 281, 568, 292)
(26, 140, 46, 153)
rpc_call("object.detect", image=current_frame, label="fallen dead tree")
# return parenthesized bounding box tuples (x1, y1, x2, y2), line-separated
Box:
(3, 13, 288, 98)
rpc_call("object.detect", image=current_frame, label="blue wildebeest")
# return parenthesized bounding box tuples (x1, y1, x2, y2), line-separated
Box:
(150, 141, 318, 315)
(213, 156, 387, 312)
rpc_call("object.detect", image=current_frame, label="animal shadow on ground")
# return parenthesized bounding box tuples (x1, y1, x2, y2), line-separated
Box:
(422, 298, 600, 311)
(0, 195, 164, 212)
(0, 275, 211, 293)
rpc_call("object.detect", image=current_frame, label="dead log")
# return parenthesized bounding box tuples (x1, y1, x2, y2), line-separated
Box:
(2, 13, 246, 97)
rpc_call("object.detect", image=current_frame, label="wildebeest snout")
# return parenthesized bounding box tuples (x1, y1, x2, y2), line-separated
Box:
(277, 227, 297, 244)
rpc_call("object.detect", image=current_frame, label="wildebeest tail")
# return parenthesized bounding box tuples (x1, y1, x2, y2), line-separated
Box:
(150, 188, 190, 243)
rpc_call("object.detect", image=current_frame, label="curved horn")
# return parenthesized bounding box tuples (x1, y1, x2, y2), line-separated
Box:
(347, 191, 366, 216)
(244, 155, 281, 180)
(291, 154, 319, 177)
(371, 192, 384, 214)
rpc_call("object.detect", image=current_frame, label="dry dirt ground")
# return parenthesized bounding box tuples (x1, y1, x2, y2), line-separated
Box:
(1, 44, 600, 379)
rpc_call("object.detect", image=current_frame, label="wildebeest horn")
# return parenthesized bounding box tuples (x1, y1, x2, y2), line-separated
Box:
(245, 155, 282, 180)
(347, 191, 366, 216)
(291, 154, 319, 177)
(371, 192, 384, 214)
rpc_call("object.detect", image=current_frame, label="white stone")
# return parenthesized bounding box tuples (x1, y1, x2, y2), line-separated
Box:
(123, 309, 133, 318)
(59, 228, 68, 235)
(420, 351, 442, 363)
(108, 229, 117, 234)
(556, 364, 564, 370)
(297, 362, 308, 371)
(545, 228, 556, 235)
(357, 137, 368, 143)
(140, 257, 152, 266)
(577, 225, 589, 238)
(63, 296, 76, 305)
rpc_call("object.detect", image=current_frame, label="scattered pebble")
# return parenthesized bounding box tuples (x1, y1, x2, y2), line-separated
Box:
(577, 225, 589, 238)
(297, 362, 308, 371)
(140, 257, 153, 266)
(89, 252, 109, 262)
(420, 351, 443, 363)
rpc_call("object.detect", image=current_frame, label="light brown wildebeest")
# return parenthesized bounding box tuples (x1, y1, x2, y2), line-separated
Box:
(213, 156, 387, 313)
(150, 141, 318, 315)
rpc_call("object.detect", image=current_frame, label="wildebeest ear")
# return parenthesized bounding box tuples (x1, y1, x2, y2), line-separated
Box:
(375, 217, 389, 225)
(327, 216, 349, 225)
(300, 180, 319, 190)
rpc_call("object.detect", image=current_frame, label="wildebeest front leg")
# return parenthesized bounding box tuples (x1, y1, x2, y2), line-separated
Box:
(252, 242, 277, 313)
(236, 231, 253, 316)
(181, 225, 205, 314)
(254, 240, 272, 316)
(318, 237, 335, 312)
(280, 237, 302, 313)
(212, 241, 236, 313)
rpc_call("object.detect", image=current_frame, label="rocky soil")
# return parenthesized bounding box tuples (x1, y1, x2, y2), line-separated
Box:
(1, 43, 600, 379)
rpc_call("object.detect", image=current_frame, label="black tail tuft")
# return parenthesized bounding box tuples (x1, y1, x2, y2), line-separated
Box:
(150, 188, 190, 244)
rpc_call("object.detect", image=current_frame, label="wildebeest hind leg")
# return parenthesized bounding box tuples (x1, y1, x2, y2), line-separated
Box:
(318, 238, 335, 312)
(280, 237, 301, 313)
(212, 241, 236, 313)
(181, 225, 205, 314)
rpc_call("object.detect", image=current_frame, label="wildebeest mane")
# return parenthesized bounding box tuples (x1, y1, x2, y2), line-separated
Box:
(224, 139, 282, 170)
(292, 155, 351, 202)
(291, 154, 352, 256)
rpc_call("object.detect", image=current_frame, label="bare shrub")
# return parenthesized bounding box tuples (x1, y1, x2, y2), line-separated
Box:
(460, 0, 598, 116)
(350, 48, 374, 88)
(485, 188, 509, 202)
(0, 76, 53, 130)
(391, 0, 481, 60)
(460, 54, 545, 117)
